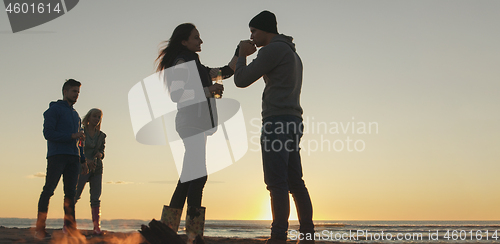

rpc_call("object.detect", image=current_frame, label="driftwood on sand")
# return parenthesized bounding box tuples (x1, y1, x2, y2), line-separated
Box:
(139, 219, 205, 244)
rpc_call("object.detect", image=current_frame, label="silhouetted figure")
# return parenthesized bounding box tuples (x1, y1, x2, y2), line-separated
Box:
(75, 108, 106, 235)
(36, 79, 85, 240)
(234, 11, 315, 244)
(155, 23, 237, 244)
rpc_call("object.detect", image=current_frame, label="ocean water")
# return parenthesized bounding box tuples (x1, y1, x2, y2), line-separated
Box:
(1, 218, 500, 243)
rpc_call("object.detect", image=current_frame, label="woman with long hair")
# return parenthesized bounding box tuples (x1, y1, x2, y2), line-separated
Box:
(75, 108, 106, 236)
(156, 23, 237, 244)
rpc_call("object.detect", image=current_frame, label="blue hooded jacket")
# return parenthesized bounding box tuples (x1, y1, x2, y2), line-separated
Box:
(43, 100, 81, 158)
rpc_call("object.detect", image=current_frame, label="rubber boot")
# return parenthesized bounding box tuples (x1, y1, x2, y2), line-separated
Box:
(35, 212, 51, 240)
(92, 206, 103, 235)
(185, 206, 205, 244)
(160, 205, 182, 233)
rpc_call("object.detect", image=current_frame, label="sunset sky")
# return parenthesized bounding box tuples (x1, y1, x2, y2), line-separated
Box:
(1, 1, 499, 222)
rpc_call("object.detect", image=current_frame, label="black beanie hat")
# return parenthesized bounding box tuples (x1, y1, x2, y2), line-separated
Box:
(249, 10, 278, 34)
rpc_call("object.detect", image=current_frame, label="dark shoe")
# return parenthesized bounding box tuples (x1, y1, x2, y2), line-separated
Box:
(265, 238, 287, 244)
(35, 212, 50, 240)
(34, 230, 51, 240)
(296, 231, 316, 243)
(297, 240, 315, 244)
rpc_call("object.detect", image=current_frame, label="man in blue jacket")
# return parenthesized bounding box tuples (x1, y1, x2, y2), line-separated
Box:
(35, 79, 86, 239)
(235, 11, 315, 244)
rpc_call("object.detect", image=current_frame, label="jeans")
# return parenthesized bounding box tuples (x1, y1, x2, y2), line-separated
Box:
(75, 171, 102, 207)
(261, 115, 314, 240)
(38, 154, 80, 229)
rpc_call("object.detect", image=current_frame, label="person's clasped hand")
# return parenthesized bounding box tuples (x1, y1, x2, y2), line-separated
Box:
(87, 158, 97, 172)
(238, 40, 257, 57)
(72, 131, 85, 141)
(81, 162, 89, 175)
(209, 83, 224, 97)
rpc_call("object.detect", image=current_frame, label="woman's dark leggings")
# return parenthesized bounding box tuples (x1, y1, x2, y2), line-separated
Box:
(169, 176, 207, 209)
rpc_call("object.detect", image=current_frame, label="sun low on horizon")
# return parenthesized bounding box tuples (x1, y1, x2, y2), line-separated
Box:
(255, 197, 299, 221)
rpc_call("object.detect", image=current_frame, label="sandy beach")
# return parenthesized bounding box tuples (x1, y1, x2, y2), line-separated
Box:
(0, 226, 342, 244)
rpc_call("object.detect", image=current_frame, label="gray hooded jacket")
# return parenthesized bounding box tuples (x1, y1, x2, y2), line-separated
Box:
(235, 34, 303, 119)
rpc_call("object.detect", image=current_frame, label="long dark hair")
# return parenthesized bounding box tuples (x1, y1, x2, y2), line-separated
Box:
(156, 23, 196, 72)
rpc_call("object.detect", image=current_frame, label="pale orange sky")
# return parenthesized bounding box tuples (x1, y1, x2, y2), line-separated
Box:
(1, 1, 499, 221)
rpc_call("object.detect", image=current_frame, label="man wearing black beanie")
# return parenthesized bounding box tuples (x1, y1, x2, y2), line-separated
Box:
(234, 10, 316, 244)
(248, 10, 279, 35)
